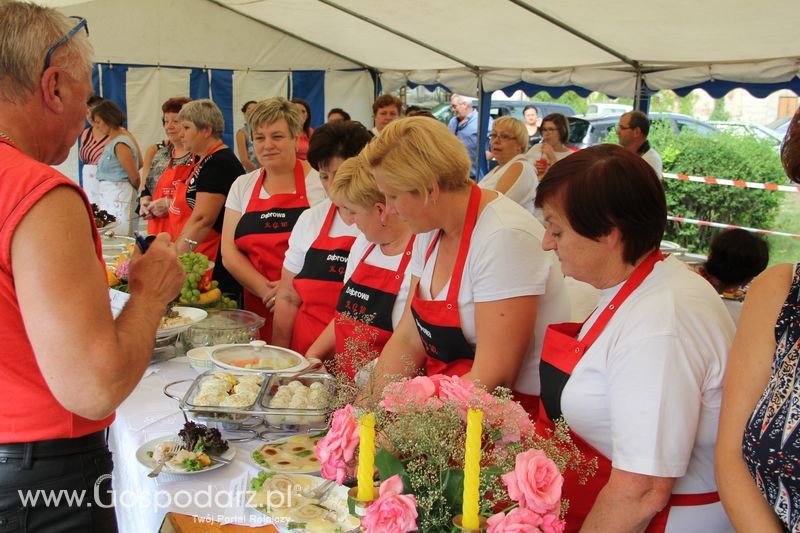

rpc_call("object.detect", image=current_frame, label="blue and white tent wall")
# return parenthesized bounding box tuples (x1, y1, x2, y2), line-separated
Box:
(58, 65, 374, 183)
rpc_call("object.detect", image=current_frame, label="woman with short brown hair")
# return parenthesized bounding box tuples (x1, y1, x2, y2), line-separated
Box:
(534, 144, 733, 531)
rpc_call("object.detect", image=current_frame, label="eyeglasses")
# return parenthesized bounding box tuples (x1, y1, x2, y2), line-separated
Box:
(540, 128, 559, 132)
(43, 16, 89, 72)
(488, 132, 516, 142)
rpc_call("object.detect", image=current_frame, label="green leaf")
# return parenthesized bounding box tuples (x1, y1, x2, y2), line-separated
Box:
(374, 448, 411, 492)
(441, 468, 464, 514)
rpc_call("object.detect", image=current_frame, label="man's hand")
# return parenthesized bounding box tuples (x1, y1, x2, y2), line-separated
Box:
(127, 233, 185, 308)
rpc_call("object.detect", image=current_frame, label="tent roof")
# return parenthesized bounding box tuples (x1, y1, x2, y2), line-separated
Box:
(50, 0, 800, 97)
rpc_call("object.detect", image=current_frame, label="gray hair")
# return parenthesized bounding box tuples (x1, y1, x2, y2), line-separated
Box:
(177, 99, 225, 138)
(451, 94, 472, 107)
(248, 97, 303, 138)
(0, 2, 93, 104)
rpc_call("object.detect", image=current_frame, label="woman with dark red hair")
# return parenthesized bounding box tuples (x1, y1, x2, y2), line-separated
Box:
(717, 109, 800, 533)
(139, 97, 195, 236)
(534, 144, 734, 531)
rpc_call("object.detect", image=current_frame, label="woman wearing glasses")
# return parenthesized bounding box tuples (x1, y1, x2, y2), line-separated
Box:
(526, 113, 578, 177)
(478, 116, 538, 214)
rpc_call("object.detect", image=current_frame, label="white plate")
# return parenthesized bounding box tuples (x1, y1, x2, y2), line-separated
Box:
(97, 220, 121, 233)
(157, 307, 208, 339)
(246, 474, 359, 532)
(135, 436, 236, 474)
(211, 342, 308, 374)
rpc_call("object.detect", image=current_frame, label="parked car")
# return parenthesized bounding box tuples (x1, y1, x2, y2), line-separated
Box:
(768, 116, 792, 137)
(709, 121, 782, 149)
(429, 99, 586, 146)
(584, 102, 632, 116)
(429, 100, 576, 127)
(575, 112, 718, 147)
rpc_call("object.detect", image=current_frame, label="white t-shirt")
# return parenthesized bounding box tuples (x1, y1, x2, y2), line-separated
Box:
(410, 194, 570, 395)
(642, 146, 663, 179)
(525, 144, 575, 165)
(343, 233, 413, 329)
(478, 154, 538, 214)
(283, 199, 360, 274)
(225, 167, 326, 213)
(561, 255, 734, 532)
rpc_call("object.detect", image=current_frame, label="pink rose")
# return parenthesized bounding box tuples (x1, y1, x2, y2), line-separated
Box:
(483, 395, 535, 443)
(539, 512, 566, 533)
(432, 375, 480, 415)
(361, 475, 418, 533)
(487, 507, 543, 532)
(315, 405, 359, 484)
(381, 376, 437, 413)
(501, 449, 563, 514)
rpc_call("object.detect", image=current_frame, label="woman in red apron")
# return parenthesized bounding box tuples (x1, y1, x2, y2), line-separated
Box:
(271, 120, 373, 353)
(305, 156, 415, 378)
(139, 97, 194, 236)
(360, 118, 568, 415)
(533, 145, 733, 532)
(171, 100, 245, 300)
(221, 98, 325, 341)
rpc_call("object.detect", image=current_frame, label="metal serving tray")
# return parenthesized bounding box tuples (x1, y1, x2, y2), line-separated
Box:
(259, 373, 336, 432)
(163, 371, 335, 432)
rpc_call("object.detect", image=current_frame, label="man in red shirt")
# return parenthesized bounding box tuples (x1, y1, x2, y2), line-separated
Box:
(0, 3, 184, 531)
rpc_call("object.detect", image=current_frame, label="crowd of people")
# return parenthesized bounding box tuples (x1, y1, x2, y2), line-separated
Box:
(1, 2, 797, 532)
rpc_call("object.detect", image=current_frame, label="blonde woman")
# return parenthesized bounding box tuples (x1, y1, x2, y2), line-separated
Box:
(479, 116, 538, 214)
(221, 98, 326, 341)
(271, 121, 371, 353)
(363, 117, 569, 414)
(306, 155, 414, 378)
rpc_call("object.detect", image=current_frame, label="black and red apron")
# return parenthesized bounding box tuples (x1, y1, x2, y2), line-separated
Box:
(168, 142, 224, 261)
(290, 203, 357, 354)
(536, 250, 719, 532)
(233, 160, 310, 341)
(409, 185, 538, 414)
(333, 237, 415, 378)
(148, 149, 194, 237)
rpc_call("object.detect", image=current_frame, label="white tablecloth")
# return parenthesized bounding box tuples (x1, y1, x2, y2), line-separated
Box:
(109, 358, 286, 532)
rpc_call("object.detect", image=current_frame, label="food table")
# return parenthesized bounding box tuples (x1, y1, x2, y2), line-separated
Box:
(109, 357, 295, 532)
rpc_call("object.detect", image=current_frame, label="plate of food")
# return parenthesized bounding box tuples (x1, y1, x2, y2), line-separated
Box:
(252, 433, 323, 474)
(136, 422, 235, 474)
(157, 306, 208, 339)
(246, 471, 359, 533)
(211, 341, 307, 374)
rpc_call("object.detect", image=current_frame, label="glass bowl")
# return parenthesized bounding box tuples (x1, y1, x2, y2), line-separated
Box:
(180, 308, 265, 352)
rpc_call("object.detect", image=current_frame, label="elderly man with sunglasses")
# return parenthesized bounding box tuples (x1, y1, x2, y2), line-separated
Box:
(0, 3, 184, 531)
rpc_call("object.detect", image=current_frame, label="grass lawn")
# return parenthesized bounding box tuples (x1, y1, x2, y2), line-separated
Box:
(766, 193, 800, 266)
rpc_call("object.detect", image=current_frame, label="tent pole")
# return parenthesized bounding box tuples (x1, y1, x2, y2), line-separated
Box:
(476, 75, 492, 182)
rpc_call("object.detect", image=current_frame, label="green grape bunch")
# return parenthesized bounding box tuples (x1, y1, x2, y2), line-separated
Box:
(177, 252, 211, 305)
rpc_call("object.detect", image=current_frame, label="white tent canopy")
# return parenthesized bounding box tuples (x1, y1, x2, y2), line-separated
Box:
(49, 0, 800, 98)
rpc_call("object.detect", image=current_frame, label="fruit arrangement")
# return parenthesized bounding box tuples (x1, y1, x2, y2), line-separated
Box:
(177, 252, 237, 309)
(92, 203, 116, 229)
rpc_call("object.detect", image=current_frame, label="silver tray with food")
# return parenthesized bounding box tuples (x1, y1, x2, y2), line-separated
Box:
(164, 370, 268, 425)
(164, 371, 335, 431)
(259, 373, 335, 432)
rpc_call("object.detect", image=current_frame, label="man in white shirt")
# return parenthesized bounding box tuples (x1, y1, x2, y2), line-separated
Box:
(617, 111, 663, 179)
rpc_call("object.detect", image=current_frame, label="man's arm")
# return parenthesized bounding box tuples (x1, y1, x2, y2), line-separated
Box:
(13, 186, 185, 420)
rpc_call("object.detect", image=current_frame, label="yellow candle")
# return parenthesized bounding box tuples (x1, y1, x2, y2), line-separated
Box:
(357, 412, 376, 501)
(462, 409, 483, 529)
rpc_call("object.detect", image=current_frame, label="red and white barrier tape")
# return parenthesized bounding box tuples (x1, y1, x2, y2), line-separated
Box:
(667, 216, 800, 238)
(663, 173, 800, 193)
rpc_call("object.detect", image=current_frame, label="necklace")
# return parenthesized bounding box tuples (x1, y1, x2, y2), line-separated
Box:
(0, 130, 17, 146)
